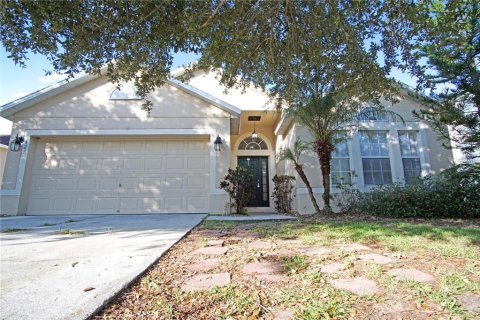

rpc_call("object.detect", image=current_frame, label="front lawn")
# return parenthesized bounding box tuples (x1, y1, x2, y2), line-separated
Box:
(94, 216, 480, 319)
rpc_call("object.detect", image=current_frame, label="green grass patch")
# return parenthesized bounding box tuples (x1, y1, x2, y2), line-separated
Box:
(201, 220, 238, 230)
(297, 288, 353, 319)
(282, 255, 309, 274)
(58, 229, 85, 236)
(38, 223, 55, 227)
(208, 285, 262, 318)
(0, 228, 31, 233)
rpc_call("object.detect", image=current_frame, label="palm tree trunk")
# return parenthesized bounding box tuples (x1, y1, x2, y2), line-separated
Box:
(294, 165, 321, 214)
(315, 140, 335, 211)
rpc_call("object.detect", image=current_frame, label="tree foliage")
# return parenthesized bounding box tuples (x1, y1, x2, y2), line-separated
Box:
(414, 1, 480, 160)
(283, 84, 403, 211)
(0, 0, 429, 110)
(278, 138, 321, 214)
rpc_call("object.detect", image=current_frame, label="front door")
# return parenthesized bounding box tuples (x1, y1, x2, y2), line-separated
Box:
(237, 156, 269, 207)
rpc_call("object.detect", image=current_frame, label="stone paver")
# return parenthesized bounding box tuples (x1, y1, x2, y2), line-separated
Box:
(455, 293, 480, 312)
(206, 240, 224, 247)
(358, 253, 393, 265)
(247, 240, 272, 249)
(243, 262, 284, 274)
(337, 243, 372, 252)
(191, 246, 229, 256)
(188, 258, 220, 272)
(387, 268, 435, 283)
(330, 277, 380, 295)
(255, 274, 288, 283)
(272, 309, 294, 320)
(181, 273, 231, 292)
(319, 262, 346, 274)
(297, 246, 331, 256)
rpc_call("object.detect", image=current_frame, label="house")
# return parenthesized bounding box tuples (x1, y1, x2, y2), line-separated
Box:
(0, 70, 454, 216)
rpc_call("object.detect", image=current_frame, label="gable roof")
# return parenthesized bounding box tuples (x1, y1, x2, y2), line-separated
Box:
(0, 71, 241, 120)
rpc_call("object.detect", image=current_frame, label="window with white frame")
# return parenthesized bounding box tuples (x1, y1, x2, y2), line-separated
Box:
(359, 131, 392, 185)
(398, 131, 421, 184)
(331, 132, 351, 186)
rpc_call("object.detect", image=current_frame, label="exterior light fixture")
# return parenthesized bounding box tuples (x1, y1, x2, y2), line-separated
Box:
(9, 134, 25, 152)
(214, 135, 222, 152)
(252, 120, 258, 140)
(248, 115, 261, 140)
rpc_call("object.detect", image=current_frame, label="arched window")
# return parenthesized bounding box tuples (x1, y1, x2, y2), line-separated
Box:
(238, 137, 268, 150)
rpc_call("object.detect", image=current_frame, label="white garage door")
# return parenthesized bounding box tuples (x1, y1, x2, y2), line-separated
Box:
(26, 137, 210, 215)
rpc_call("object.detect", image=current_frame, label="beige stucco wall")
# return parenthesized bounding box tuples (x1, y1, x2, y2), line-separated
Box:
(1, 76, 231, 215)
(277, 94, 455, 215)
(187, 70, 274, 111)
(0, 146, 7, 187)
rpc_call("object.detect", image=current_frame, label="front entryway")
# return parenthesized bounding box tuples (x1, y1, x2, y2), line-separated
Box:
(237, 156, 269, 207)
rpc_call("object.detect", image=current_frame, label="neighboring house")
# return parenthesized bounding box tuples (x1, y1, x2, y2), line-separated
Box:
(0, 70, 454, 216)
(0, 135, 9, 187)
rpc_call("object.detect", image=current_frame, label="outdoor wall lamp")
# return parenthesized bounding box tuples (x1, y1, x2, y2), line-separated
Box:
(214, 135, 223, 152)
(9, 134, 25, 152)
(252, 120, 258, 140)
(248, 115, 261, 140)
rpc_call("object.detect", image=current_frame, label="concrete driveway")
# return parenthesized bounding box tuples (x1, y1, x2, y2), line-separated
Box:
(0, 214, 206, 320)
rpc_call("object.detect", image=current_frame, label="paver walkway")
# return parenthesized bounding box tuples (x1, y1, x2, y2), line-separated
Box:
(181, 273, 231, 292)
(330, 277, 381, 295)
(388, 268, 435, 283)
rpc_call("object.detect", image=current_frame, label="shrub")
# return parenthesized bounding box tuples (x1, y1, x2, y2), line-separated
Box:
(220, 166, 253, 214)
(338, 164, 480, 218)
(271, 175, 295, 213)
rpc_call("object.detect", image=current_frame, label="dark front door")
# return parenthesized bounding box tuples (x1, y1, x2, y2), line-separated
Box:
(237, 156, 269, 207)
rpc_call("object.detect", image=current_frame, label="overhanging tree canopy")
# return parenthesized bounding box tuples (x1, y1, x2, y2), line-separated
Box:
(1, 0, 430, 109)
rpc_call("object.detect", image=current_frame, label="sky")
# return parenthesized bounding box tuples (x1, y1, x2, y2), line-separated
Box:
(0, 46, 419, 136)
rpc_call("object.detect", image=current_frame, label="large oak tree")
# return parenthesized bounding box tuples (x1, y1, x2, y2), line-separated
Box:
(1, 0, 428, 108)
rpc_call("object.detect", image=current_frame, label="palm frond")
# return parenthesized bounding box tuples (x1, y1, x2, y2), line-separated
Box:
(277, 138, 310, 165)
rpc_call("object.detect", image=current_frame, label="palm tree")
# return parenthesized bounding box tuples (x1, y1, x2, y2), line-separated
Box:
(284, 90, 403, 212)
(278, 138, 321, 214)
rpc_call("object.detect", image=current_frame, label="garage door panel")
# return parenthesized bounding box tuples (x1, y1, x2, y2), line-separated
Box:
(77, 177, 98, 190)
(75, 198, 95, 210)
(81, 142, 102, 152)
(165, 176, 184, 189)
(97, 197, 117, 210)
(53, 198, 72, 211)
(80, 158, 101, 170)
(145, 158, 163, 169)
(187, 197, 207, 210)
(122, 158, 142, 170)
(27, 138, 209, 214)
(164, 197, 183, 210)
(187, 176, 208, 189)
(166, 157, 185, 169)
(120, 198, 139, 210)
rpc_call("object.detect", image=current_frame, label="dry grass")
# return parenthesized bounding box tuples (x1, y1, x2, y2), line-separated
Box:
(94, 216, 480, 320)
